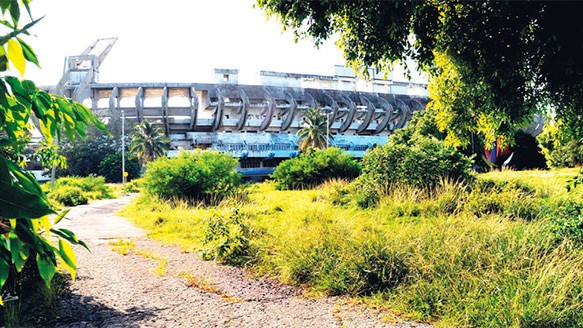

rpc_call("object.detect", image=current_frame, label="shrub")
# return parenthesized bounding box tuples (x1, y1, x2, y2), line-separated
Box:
(538, 120, 583, 168)
(98, 152, 141, 183)
(551, 200, 583, 244)
(142, 150, 242, 204)
(53, 176, 112, 200)
(123, 178, 143, 193)
(50, 186, 88, 206)
(271, 147, 361, 190)
(361, 136, 473, 190)
(201, 209, 257, 266)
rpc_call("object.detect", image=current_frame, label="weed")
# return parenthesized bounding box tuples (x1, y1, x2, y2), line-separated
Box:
(109, 239, 135, 255)
(201, 209, 258, 267)
(134, 249, 167, 277)
(178, 271, 219, 293)
(178, 271, 241, 302)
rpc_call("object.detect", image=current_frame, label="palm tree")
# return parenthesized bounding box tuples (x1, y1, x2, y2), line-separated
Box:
(130, 120, 169, 164)
(296, 107, 332, 152)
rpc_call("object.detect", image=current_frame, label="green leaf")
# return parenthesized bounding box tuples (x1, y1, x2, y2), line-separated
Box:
(0, 138, 26, 148)
(53, 208, 70, 225)
(51, 228, 89, 251)
(0, 1, 9, 14)
(58, 239, 76, 281)
(0, 158, 54, 219)
(7, 38, 25, 77)
(16, 38, 38, 67)
(0, 19, 14, 29)
(4, 156, 45, 198)
(0, 17, 42, 47)
(9, 0, 19, 26)
(5, 75, 32, 107)
(0, 257, 9, 294)
(22, 0, 32, 20)
(36, 253, 56, 286)
(9, 233, 28, 272)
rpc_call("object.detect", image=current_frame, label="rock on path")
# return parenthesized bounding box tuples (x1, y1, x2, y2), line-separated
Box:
(50, 197, 429, 328)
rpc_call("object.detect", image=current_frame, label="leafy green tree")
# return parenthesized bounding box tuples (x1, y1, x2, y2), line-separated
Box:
(257, 1, 583, 146)
(98, 152, 141, 183)
(130, 120, 169, 165)
(297, 107, 331, 152)
(0, 1, 102, 300)
(59, 135, 117, 177)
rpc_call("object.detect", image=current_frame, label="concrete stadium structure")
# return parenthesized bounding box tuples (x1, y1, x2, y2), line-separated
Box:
(51, 38, 429, 176)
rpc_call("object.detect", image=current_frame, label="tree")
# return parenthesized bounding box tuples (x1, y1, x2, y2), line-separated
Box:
(98, 152, 141, 183)
(0, 1, 103, 300)
(130, 120, 169, 165)
(59, 135, 117, 177)
(296, 107, 331, 152)
(257, 1, 583, 147)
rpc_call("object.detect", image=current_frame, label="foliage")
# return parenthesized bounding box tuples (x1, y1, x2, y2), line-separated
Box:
(270, 147, 361, 190)
(0, 0, 101, 306)
(122, 178, 143, 193)
(550, 200, 583, 245)
(1, 258, 67, 327)
(568, 170, 583, 193)
(130, 120, 169, 165)
(296, 107, 331, 152)
(52, 176, 112, 200)
(59, 135, 117, 177)
(122, 169, 583, 326)
(538, 119, 583, 168)
(360, 135, 473, 191)
(201, 209, 257, 267)
(257, 1, 583, 145)
(142, 150, 242, 205)
(48, 186, 87, 207)
(42, 176, 112, 207)
(98, 152, 141, 183)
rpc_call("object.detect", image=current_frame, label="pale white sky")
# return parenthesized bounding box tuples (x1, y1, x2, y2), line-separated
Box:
(22, 0, 348, 86)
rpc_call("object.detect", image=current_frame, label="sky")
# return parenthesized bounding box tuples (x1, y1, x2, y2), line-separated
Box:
(22, 0, 349, 86)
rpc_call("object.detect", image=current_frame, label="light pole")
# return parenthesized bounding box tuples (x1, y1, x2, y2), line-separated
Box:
(326, 109, 330, 149)
(121, 108, 125, 186)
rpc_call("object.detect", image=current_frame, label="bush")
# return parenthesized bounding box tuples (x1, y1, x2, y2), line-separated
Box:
(123, 178, 143, 193)
(270, 148, 361, 190)
(53, 176, 112, 200)
(551, 200, 583, 244)
(201, 209, 257, 266)
(44, 176, 113, 207)
(50, 186, 88, 206)
(538, 120, 583, 168)
(98, 152, 141, 183)
(142, 150, 242, 204)
(361, 136, 473, 190)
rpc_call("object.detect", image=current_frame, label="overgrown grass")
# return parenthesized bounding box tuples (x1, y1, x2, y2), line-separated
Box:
(120, 168, 583, 327)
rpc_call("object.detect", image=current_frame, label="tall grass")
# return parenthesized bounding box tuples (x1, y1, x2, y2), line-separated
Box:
(120, 168, 583, 327)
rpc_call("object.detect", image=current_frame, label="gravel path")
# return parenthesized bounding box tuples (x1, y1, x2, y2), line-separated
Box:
(50, 197, 430, 328)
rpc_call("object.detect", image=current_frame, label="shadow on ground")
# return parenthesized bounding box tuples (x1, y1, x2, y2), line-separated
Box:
(46, 279, 161, 328)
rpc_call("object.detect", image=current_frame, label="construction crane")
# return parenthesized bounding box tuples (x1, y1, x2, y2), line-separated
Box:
(50, 37, 117, 101)
(46, 38, 117, 186)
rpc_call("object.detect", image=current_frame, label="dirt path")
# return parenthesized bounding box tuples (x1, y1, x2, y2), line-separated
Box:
(51, 197, 429, 328)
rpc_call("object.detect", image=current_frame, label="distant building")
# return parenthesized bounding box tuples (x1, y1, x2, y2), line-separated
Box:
(47, 39, 429, 176)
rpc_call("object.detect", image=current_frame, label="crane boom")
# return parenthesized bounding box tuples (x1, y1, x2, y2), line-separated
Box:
(50, 37, 117, 101)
